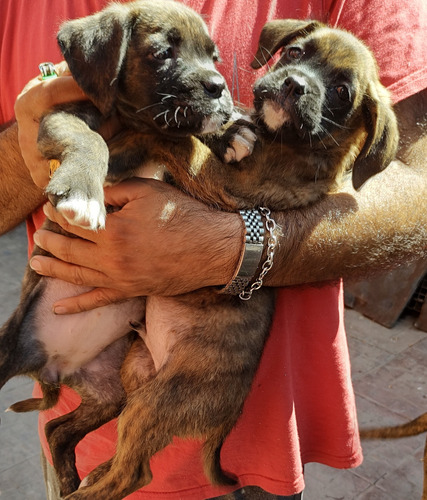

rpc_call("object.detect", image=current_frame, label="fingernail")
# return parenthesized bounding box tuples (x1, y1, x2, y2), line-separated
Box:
(33, 231, 40, 246)
(53, 305, 68, 315)
(29, 257, 41, 272)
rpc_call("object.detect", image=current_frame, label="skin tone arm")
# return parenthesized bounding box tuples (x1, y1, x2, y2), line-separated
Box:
(12, 76, 427, 313)
(0, 70, 87, 234)
(0, 123, 44, 233)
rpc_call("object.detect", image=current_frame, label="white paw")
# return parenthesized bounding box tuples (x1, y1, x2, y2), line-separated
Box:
(224, 128, 257, 163)
(56, 197, 106, 230)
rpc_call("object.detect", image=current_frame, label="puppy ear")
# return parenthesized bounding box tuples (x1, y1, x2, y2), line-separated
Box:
(58, 4, 132, 116)
(352, 83, 399, 189)
(251, 19, 322, 69)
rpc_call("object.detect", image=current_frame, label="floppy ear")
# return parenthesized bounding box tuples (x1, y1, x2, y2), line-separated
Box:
(251, 19, 322, 69)
(57, 4, 133, 116)
(352, 83, 399, 189)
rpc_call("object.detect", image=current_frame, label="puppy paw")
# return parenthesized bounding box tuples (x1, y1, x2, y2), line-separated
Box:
(46, 172, 106, 230)
(224, 126, 257, 163)
(55, 196, 106, 230)
(222, 119, 258, 164)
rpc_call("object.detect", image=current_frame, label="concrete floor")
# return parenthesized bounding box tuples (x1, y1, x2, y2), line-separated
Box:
(0, 224, 425, 499)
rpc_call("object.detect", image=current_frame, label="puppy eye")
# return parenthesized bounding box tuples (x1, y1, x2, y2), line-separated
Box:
(336, 85, 351, 101)
(287, 47, 303, 60)
(153, 47, 173, 60)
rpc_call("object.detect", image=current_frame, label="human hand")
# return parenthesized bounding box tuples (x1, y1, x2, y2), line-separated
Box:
(29, 178, 243, 314)
(14, 62, 87, 188)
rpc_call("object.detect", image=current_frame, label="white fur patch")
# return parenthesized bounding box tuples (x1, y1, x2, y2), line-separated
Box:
(262, 101, 290, 132)
(56, 197, 106, 230)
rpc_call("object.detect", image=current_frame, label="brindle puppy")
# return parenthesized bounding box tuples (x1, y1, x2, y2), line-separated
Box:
(0, 11, 399, 500)
(1, 0, 234, 496)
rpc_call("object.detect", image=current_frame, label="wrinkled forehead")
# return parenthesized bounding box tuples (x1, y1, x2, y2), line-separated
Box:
(133, 1, 217, 59)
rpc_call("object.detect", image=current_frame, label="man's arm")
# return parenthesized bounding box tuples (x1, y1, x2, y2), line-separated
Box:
(0, 123, 44, 234)
(29, 90, 426, 313)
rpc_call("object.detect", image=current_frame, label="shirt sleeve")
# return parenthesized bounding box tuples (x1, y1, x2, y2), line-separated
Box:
(329, 0, 427, 102)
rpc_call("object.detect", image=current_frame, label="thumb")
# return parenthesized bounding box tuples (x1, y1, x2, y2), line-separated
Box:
(103, 178, 154, 208)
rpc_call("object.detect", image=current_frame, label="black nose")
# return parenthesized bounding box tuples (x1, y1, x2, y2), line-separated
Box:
(201, 76, 225, 99)
(283, 76, 307, 97)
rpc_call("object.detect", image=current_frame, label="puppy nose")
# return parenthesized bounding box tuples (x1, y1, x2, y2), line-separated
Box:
(283, 75, 307, 97)
(201, 76, 225, 99)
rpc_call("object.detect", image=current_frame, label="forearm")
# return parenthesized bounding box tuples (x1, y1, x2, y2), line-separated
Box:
(264, 162, 425, 287)
(0, 123, 45, 234)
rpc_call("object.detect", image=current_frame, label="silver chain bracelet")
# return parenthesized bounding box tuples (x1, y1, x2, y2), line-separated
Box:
(239, 207, 278, 300)
(220, 207, 279, 299)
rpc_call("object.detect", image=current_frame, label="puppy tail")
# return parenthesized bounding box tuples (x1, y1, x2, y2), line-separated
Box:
(360, 412, 427, 440)
(203, 432, 237, 486)
(7, 384, 60, 413)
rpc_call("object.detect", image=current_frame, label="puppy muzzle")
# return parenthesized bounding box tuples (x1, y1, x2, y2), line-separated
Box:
(253, 66, 325, 137)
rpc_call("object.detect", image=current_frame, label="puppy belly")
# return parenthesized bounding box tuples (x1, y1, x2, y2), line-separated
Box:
(35, 278, 144, 380)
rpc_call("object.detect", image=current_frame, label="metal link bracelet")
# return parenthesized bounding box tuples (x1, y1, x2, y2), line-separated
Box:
(220, 207, 279, 299)
(239, 207, 278, 300)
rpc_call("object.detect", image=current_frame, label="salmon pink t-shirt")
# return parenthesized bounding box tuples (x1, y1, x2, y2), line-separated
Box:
(1, 0, 426, 498)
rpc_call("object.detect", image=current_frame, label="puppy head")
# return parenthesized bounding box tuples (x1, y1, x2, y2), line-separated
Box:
(57, 0, 233, 136)
(251, 20, 399, 189)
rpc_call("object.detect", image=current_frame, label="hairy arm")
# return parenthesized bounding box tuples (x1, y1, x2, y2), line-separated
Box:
(0, 123, 44, 234)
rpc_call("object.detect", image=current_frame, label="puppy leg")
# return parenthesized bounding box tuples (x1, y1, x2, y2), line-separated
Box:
(45, 336, 137, 497)
(45, 391, 125, 497)
(38, 106, 109, 230)
(65, 366, 241, 500)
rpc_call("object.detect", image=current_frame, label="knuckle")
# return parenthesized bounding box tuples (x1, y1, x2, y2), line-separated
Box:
(72, 266, 86, 286)
(92, 289, 118, 308)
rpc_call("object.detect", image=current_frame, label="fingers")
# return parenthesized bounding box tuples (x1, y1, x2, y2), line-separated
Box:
(103, 178, 151, 207)
(52, 288, 130, 315)
(29, 252, 106, 284)
(14, 69, 87, 188)
(32, 228, 100, 270)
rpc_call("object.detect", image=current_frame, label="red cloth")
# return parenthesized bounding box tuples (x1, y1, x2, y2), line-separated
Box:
(1, 0, 426, 498)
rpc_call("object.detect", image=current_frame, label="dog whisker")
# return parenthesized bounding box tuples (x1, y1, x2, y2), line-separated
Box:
(157, 92, 177, 99)
(325, 131, 340, 147)
(253, 46, 273, 71)
(317, 134, 328, 150)
(319, 125, 340, 147)
(164, 110, 173, 127)
(174, 107, 181, 124)
(153, 110, 168, 121)
(322, 116, 351, 130)
(136, 102, 163, 113)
